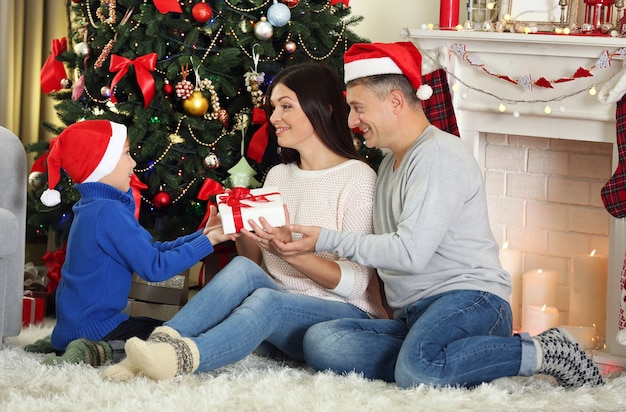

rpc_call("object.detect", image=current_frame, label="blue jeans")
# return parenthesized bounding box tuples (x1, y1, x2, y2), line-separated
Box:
(303, 289, 537, 388)
(165, 256, 370, 373)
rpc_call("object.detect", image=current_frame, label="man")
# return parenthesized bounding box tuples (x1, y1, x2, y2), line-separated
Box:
(270, 42, 604, 388)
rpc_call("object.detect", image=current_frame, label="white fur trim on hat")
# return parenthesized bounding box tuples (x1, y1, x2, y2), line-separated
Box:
(344, 57, 404, 84)
(417, 84, 433, 100)
(83, 121, 127, 183)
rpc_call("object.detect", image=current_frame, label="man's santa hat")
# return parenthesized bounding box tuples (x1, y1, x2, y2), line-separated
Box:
(40, 120, 127, 207)
(343, 42, 433, 100)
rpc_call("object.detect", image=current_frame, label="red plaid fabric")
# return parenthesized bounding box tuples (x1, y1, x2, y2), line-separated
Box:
(601, 94, 626, 218)
(422, 68, 460, 138)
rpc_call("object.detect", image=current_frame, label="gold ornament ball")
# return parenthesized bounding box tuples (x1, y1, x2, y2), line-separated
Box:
(183, 91, 209, 116)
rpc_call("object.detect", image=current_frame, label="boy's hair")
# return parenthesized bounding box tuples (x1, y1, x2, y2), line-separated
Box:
(264, 62, 359, 165)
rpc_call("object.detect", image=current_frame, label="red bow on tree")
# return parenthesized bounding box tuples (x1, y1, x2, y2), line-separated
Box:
(246, 108, 269, 163)
(42, 243, 67, 295)
(109, 53, 157, 108)
(40, 37, 68, 94)
(130, 174, 148, 220)
(330, 0, 350, 6)
(152, 0, 182, 13)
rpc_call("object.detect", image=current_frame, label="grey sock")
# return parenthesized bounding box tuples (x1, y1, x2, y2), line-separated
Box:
(533, 328, 604, 387)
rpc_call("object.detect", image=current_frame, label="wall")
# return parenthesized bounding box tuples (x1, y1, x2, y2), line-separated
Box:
(484, 133, 612, 329)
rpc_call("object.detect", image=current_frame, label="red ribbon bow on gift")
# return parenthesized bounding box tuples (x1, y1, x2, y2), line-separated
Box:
(153, 0, 182, 13)
(42, 243, 67, 294)
(130, 174, 148, 220)
(197, 178, 225, 229)
(218, 188, 278, 232)
(40, 37, 68, 94)
(109, 53, 157, 108)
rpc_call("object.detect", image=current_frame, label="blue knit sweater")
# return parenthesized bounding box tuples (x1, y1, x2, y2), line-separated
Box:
(50, 182, 214, 350)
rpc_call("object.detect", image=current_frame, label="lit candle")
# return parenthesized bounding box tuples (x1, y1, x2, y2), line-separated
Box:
(569, 249, 608, 340)
(522, 304, 559, 336)
(559, 325, 598, 350)
(522, 268, 559, 308)
(499, 241, 522, 330)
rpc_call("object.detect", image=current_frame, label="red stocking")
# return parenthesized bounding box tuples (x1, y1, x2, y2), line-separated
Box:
(421, 68, 460, 138)
(601, 94, 626, 218)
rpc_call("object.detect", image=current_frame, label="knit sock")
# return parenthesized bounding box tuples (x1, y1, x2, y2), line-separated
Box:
(148, 325, 181, 343)
(43, 339, 113, 367)
(533, 328, 604, 387)
(24, 335, 55, 354)
(101, 357, 139, 381)
(101, 326, 181, 381)
(125, 336, 200, 381)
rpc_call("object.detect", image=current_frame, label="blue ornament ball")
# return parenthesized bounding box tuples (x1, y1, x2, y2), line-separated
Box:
(267, 2, 291, 27)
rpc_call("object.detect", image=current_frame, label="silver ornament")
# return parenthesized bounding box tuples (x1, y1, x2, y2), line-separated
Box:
(254, 17, 274, 40)
(73, 41, 90, 57)
(203, 153, 220, 169)
(267, 2, 291, 27)
(28, 171, 46, 189)
(100, 86, 111, 98)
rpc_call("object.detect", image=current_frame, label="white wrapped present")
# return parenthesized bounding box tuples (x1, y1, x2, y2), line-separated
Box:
(218, 187, 286, 234)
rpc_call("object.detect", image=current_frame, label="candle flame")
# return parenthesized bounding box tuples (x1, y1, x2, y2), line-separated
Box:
(590, 249, 596, 257)
(502, 241, 509, 250)
(540, 304, 547, 312)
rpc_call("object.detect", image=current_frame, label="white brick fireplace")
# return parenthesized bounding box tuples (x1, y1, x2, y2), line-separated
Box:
(403, 28, 626, 367)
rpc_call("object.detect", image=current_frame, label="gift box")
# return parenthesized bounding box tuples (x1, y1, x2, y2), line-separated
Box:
(125, 270, 189, 321)
(218, 187, 285, 234)
(22, 291, 47, 327)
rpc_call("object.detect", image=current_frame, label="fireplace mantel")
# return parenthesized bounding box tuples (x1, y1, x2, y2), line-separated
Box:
(401, 28, 625, 144)
(402, 28, 626, 364)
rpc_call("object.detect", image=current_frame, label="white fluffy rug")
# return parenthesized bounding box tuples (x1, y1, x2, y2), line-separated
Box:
(2, 320, 626, 411)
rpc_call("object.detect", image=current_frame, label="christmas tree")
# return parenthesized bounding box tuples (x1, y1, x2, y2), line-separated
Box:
(29, 0, 383, 242)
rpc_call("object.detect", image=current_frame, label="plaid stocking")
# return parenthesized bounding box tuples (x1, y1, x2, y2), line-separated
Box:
(422, 68, 460, 137)
(601, 94, 626, 218)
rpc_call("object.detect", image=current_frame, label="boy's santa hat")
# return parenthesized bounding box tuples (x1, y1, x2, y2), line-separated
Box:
(343, 42, 433, 100)
(40, 120, 127, 207)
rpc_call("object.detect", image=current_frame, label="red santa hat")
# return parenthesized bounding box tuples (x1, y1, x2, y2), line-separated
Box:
(40, 120, 127, 207)
(343, 42, 433, 100)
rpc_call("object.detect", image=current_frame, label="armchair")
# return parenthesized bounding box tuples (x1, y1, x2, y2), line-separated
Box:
(0, 126, 26, 344)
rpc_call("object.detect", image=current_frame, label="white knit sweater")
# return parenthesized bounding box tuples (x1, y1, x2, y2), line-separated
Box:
(262, 160, 387, 319)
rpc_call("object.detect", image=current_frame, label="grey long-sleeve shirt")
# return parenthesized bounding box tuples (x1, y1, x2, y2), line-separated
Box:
(317, 126, 511, 318)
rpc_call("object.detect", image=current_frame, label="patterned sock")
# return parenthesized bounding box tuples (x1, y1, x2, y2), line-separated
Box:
(124, 336, 199, 381)
(43, 339, 112, 367)
(148, 325, 181, 343)
(101, 357, 139, 381)
(24, 335, 55, 354)
(533, 328, 604, 387)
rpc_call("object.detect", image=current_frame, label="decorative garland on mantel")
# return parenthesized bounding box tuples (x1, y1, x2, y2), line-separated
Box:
(451, 44, 626, 91)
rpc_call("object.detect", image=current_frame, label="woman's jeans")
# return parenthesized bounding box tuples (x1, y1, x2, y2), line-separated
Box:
(303, 289, 537, 388)
(165, 256, 369, 373)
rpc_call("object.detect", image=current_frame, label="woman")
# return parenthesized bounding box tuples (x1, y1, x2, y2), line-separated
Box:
(102, 63, 387, 381)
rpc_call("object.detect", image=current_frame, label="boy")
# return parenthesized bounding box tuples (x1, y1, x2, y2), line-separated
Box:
(32, 120, 234, 366)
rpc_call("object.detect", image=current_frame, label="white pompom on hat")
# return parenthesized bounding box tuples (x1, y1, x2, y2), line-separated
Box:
(40, 120, 127, 207)
(344, 41, 433, 100)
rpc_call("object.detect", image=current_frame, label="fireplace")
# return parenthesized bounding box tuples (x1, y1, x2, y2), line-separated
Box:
(403, 28, 626, 369)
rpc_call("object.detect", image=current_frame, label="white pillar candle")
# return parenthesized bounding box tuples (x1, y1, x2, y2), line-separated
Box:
(499, 242, 522, 330)
(559, 325, 598, 350)
(522, 304, 559, 336)
(522, 268, 559, 308)
(569, 250, 608, 340)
